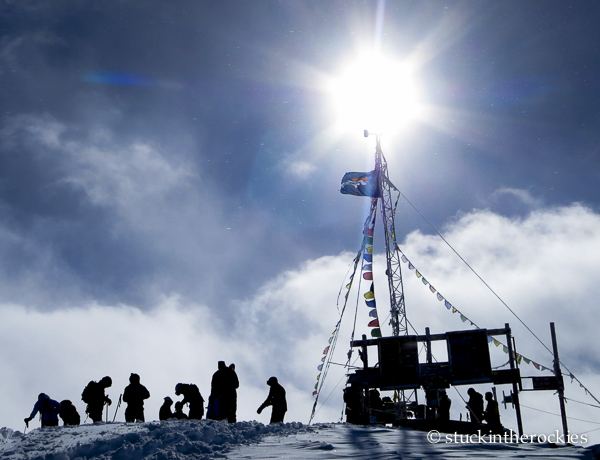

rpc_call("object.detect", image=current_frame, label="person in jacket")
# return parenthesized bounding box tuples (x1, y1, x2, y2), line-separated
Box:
(228, 363, 239, 423)
(175, 383, 204, 420)
(123, 373, 150, 422)
(208, 361, 239, 422)
(173, 401, 189, 419)
(59, 400, 81, 426)
(82, 376, 112, 423)
(257, 376, 287, 424)
(483, 391, 502, 431)
(466, 388, 484, 423)
(159, 397, 174, 421)
(25, 393, 61, 428)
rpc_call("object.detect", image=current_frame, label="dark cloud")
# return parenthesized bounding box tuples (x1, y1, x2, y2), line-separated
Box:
(1, 1, 600, 315)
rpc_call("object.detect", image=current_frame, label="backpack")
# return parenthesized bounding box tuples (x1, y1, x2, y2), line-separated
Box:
(81, 381, 96, 404)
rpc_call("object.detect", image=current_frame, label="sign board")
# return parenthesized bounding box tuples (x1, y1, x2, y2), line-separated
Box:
(532, 376, 559, 391)
(378, 336, 420, 389)
(447, 329, 493, 385)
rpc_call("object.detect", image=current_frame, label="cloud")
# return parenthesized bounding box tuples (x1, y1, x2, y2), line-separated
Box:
(1, 194, 600, 441)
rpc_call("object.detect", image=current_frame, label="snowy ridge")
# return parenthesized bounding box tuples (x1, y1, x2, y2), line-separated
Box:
(0, 420, 312, 460)
(2, 422, 600, 460)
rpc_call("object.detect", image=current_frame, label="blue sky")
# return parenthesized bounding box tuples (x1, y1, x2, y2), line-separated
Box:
(1, 0, 600, 442)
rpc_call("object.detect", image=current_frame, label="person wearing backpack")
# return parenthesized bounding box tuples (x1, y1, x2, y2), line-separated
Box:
(81, 376, 112, 422)
(123, 373, 150, 422)
(59, 400, 81, 426)
(24, 393, 61, 428)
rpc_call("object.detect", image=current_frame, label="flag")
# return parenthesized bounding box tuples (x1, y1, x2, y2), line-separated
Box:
(340, 170, 380, 197)
(368, 319, 380, 327)
(371, 328, 382, 338)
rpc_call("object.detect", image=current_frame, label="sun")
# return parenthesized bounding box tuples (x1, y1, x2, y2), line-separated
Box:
(328, 51, 423, 136)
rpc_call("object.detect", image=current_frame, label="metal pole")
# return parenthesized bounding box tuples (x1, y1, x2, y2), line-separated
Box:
(425, 327, 432, 364)
(550, 322, 569, 441)
(505, 323, 523, 436)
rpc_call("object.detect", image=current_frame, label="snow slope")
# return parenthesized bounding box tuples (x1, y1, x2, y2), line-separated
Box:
(1, 421, 599, 460)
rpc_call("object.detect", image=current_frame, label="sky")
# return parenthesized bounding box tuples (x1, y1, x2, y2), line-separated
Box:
(1, 0, 600, 445)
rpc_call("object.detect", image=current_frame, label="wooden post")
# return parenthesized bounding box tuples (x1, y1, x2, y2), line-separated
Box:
(505, 323, 524, 437)
(550, 322, 569, 442)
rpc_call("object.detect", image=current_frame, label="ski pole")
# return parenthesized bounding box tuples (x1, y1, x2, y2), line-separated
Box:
(113, 394, 122, 422)
(105, 402, 109, 423)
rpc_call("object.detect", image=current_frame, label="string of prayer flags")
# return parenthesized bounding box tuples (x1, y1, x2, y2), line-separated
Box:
(398, 248, 555, 375)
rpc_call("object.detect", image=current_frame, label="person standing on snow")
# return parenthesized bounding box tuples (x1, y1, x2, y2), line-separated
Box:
(123, 373, 151, 422)
(25, 393, 61, 428)
(81, 376, 112, 422)
(228, 363, 239, 423)
(208, 361, 239, 422)
(466, 387, 484, 423)
(483, 391, 502, 431)
(257, 376, 287, 424)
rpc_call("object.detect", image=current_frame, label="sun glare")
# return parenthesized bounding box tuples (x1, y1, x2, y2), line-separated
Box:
(329, 52, 423, 136)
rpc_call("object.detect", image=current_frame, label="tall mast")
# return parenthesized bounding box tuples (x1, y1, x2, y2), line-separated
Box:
(374, 135, 408, 337)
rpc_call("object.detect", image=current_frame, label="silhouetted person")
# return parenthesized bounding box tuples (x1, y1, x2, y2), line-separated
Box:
(483, 391, 502, 431)
(228, 363, 239, 423)
(344, 385, 365, 425)
(82, 376, 112, 422)
(25, 393, 61, 428)
(466, 388, 484, 423)
(59, 400, 81, 426)
(209, 361, 239, 422)
(159, 397, 174, 421)
(438, 391, 451, 421)
(257, 376, 287, 424)
(123, 373, 150, 422)
(369, 389, 383, 420)
(174, 401, 189, 419)
(175, 383, 204, 420)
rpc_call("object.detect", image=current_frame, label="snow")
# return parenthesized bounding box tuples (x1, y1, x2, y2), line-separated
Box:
(1, 421, 599, 460)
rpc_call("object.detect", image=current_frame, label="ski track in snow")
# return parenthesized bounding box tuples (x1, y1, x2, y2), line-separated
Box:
(1, 422, 599, 460)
